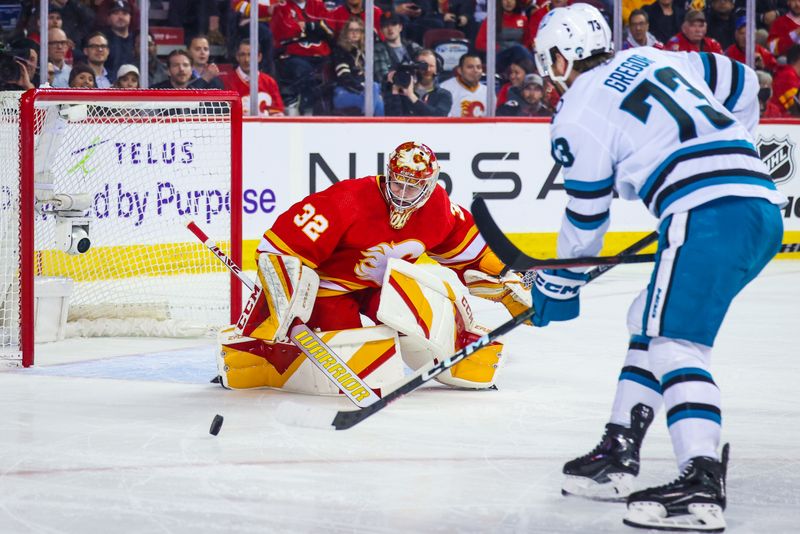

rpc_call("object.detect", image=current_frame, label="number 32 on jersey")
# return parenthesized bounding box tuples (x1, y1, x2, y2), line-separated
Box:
(293, 203, 329, 241)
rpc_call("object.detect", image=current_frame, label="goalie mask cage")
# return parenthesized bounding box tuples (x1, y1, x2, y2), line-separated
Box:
(1, 89, 242, 368)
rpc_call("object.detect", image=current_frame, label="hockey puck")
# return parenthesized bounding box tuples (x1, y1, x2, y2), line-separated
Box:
(209, 414, 224, 436)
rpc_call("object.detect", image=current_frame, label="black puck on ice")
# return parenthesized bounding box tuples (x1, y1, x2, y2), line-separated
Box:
(209, 414, 224, 436)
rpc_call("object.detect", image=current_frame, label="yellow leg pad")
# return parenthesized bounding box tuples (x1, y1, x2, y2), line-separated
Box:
(449, 342, 503, 384)
(222, 344, 304, 389)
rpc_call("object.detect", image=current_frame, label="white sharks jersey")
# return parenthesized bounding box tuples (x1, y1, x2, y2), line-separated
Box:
(550, 47, 786, 260)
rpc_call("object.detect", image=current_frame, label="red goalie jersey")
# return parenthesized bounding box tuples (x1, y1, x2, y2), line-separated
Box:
(257, 176, 502, 298)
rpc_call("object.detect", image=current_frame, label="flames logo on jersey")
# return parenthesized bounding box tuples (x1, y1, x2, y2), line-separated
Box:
(354, 240, 426, 284)
(460, 100, 485, 117)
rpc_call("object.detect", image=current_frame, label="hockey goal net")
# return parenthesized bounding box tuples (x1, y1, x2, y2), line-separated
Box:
(1, 89, 242, 368)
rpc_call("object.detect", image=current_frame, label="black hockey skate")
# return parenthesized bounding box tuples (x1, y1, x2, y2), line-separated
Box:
(562, 403, 654, 501)
(623, 443, 729, 532)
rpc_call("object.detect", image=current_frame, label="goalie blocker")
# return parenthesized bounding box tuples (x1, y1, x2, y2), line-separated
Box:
(217, 255, 505, 396)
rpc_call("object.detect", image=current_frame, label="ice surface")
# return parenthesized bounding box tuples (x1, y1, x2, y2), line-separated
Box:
(1, 262, 799, 533)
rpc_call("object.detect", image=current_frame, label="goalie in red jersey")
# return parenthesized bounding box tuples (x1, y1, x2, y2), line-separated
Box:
(217, 142, 531, 396)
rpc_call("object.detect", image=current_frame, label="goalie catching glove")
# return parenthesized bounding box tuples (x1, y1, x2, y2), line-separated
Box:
(464, 269, 532, 318)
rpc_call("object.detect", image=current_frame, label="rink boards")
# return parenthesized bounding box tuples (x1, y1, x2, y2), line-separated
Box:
(238, 118, 800, 269)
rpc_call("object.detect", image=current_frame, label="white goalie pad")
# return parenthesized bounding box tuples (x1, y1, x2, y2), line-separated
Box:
(235, 253, 319, 342)
(217, 325, 405, 397)
(376, 259, 503, 389)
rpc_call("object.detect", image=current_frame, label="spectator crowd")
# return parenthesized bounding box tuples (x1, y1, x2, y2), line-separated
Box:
(0, 0, 797, 118)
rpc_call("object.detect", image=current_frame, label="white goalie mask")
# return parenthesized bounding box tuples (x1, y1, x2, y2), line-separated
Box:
(534, 4, 613, 91)
(381, 141, 440, 229)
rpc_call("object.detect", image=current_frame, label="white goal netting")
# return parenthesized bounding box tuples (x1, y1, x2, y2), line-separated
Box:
(1, 90, 240, 367)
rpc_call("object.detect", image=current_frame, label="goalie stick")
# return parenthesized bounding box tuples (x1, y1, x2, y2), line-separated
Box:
(328, 230, 659, 431)
(185, 220, 380, 408)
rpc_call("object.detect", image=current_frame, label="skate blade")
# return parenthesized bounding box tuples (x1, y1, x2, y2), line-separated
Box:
(623, 502, 726, 532)
(561, 473, 634, 502)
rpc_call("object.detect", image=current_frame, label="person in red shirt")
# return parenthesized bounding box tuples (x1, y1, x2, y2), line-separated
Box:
(224, 39, 285, 116)
(523, 0, 569, 51)
(271, 0, 335, 114)
(495, 57, 533, 108)
(725, 16, 777, 74)
(770, 44, 800, 115)
(757, 71, 786, 118)
(767, 0, 800, 58)
(477, 0, 534, 73)
(665, 9, 723, 53)
(475, 0, 528, 52)
(329, 0, 383, 39)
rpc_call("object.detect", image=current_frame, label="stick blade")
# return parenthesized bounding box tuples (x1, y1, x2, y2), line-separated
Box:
(331, 404, 381, 430)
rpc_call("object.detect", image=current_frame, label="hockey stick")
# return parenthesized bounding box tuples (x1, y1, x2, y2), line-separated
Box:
(327, 230, 660, 431)
(185, 221, 380, 408)
(474, 197, 799, 272)
(471, 197, 658, 271)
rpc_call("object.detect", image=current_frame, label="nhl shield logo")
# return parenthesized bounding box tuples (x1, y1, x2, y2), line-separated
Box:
(757, 135, 796, 184)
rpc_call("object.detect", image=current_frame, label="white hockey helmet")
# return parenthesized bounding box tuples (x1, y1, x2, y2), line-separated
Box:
(534, 4, 613, 89)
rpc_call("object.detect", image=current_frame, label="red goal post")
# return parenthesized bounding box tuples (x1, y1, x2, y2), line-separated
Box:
(2, 89, 242, 368)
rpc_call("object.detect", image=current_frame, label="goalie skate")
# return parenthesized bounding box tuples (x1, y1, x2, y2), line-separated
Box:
(623, 444, 729, 532)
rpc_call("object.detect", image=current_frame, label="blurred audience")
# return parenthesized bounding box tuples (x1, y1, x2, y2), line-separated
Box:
(51, 0, 96, 55)
(623, 9, 664, 49)
(665, 9, 723, 53)
(393, 0, 444, 44)
(524, 0, 569, 51)
(0, 52, 35, 90)
(188, 34, 224, 89)
(225, 39, 285, 116)
(497, 73, 553, 116)
(767, 0, 800, 57)
(104, 0, 136, 78)
(169, 0, 223, 44)
(10, 0, 790, 119)
(114, 63, 140, 88)
(332, 17, 384, 115)
(442, 0, 475, 37)
(330, 0, 384, 38)
(82, 31, 112, 87)
(134, 32, 169, 87)
(271, 0, 335, 115)
(756, 70, 783, 117)
(496, 57, 533, 108)
(374, 12, 422, 83)
(725, 16, 777, 73)
(68, 62, 96, 87)
(705, 0, 737, 50)
(770, 44, 800, 115)
(49, 27, 72, 87)
(93, 0, 139, 32)
(151, 49, 212, 89)
(229, 0, 276, 75)
(440, 52, 486, 117)
(384, 48, 453, 116)
(643, 0, 685, 44)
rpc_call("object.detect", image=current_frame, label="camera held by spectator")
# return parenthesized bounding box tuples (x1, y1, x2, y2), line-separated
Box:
(392, 60, 428, 89)
(0, 49, 35, 90)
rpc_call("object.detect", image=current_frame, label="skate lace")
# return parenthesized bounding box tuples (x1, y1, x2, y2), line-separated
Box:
(577, 432, 613, 461)
(651, 462, 693, 491)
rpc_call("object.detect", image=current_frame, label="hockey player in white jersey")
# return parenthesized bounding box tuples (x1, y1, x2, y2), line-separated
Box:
(531, 5, 786, 532)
